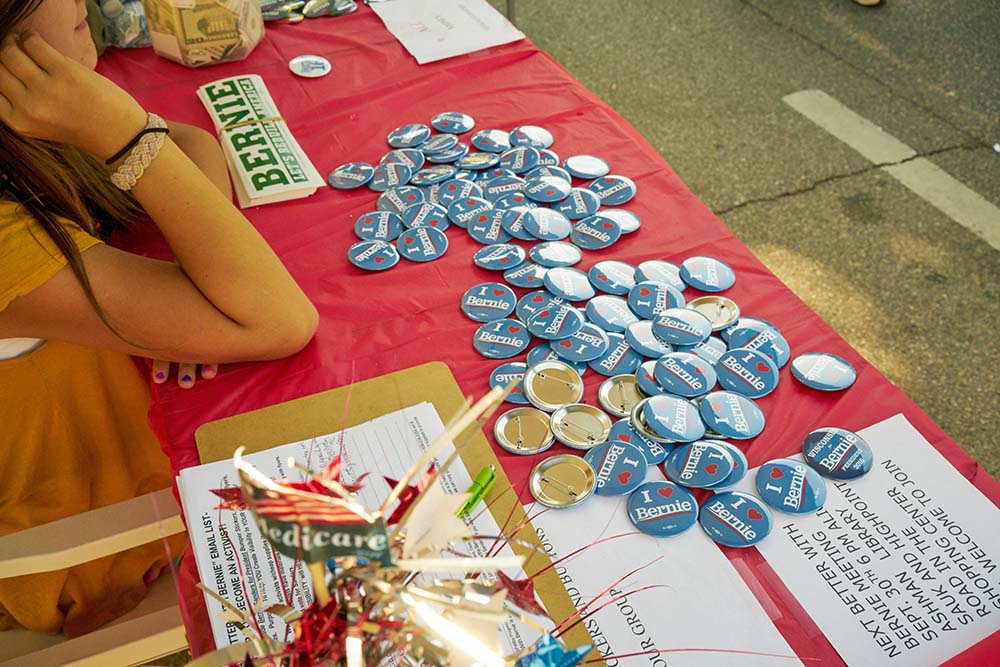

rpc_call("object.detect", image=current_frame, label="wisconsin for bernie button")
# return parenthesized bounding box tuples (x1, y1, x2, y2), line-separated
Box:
(802, 427, 874, 479)
(461, 282, 516, 322)
(791, 352, 857, 391)
(663, 440, 734, 489)
(699, 491, 772, 548)
(755, 458, 827, 514)
(627, 481, 698, 537)
(583, 439, 648, 496)
(473, 319, 531, 359)
(716, 348, 779, 398)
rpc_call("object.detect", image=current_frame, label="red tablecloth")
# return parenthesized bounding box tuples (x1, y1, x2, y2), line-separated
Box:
(98, 7, 1000, 664)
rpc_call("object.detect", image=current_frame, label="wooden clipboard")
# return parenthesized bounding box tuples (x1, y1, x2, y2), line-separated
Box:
(194, 361, 592, 657)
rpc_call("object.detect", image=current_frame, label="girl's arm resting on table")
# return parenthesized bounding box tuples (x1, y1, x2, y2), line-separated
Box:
(165, 120, 231, 198)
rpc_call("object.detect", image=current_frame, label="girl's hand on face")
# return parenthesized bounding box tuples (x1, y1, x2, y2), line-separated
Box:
(151, 359, 219, 390)
(0, 31, 147, 160)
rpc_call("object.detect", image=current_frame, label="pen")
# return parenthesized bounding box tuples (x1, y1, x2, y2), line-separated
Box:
(456, 465, 497, 517)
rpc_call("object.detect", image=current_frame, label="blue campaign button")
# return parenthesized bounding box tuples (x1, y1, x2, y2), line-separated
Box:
(493, 191, 538, 211)
(635, 260, 685, 290)
(431, 111, 475, 134)
(564, 155, 610, 179)
(610, 419, 671, 465)
(626, 321, 672, 358)
(652, 308, 712, 347)
(482, 167, 515, 181)
(550, 322, 609, 362)
(802, 427, 874, 479)
(347, 239, 399, 271)
(716, 349, 779, 398)
(674, 336, 727, 365)
(530, 241, 582, 268)
(455, 151, 501, 170)
(468, 208, 513, 244)
(501, 207, 538, 241)
(461, 282, 517, 322)
(522, 208, 573, 241)
(396, 226, 448, 262)
(699, 491, 773, 548)
(517, 290, 566, 321)
(570, 215, 622, 250)
(409, 165, 456, 186)
(527, 342, 588, 376)
(482, 175, 527, 203)
(499, 147, 540, 174)
(420, 133, 459, 154)
(470, 129, 511, 153)
(627, 281, 685, 320)
(491, 361, 530, 405)
(437, 178, 483, 208)
(589, 261, 636, 296)
(713, 441, 748, 489)
(447, 196, 492, 228)
(544, 267, 596, 301)
(526, 165, 571, 183)
(698, 391, 765, 440)
(354, 211, 403, 241)
(680, 256, 736, 292)
(551, 188, 602, 220)
(327, 161, 373, 189)
(380, 148, 425, 171)
(525, 303, 585, 340)
(368, 162, 412, 192)
(643, 394, 705, 442)
(728, 322, 791, 369)
(584, 440, 648, 496)
(510, 125, 554, 149)
(654, 352, 717, 398)
(756, 458, 827, 515)
(791, 352, 857, 391)
(473, 319, 531, 359)
(635, 360, 664, 395)
(475, 243, 525, 271)
(600, 208, 642, 234)
(664, 440, 734, 488)
(589, 333, 643, 376)
(720, 316, 775, 344)
(377, 185, 425, 215)
(504, 261, 549, 288)
(628, 481, 698, 537)
(537, 149, 560, 167)
(401, 202, 450, 230)
(386, 123, 431, 148)
(523, 176, 572, 203)
(587, 175, 637, 206)
(586, 295, 639, 332)
(425, 142, 469, 164)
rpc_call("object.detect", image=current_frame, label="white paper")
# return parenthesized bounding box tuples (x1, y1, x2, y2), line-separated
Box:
(178, 402, 543, 652)
(734, 414, 1000, 666)
(371, 0, 525, 65)
(529, 467, 801, 667)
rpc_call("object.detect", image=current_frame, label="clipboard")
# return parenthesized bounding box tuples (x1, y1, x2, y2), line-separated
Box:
(194, 361, 592, 657)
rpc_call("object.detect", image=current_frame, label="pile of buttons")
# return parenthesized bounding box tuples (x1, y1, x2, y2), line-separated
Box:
(262, 0, 357, 23)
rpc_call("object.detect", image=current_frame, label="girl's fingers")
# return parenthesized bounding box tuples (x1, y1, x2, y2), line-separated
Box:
(200, 363, 218, 380)
(18, 32, 65, 74)
(151, 358, 171, 384)
(177, 363, 197, 389)
(0, 38, 46, 89)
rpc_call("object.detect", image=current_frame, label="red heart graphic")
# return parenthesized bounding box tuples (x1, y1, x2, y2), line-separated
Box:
(407, 194, 417, 201)
(447, 184, 458, 191)
(431, 221, 440, 227)
(493, 289, 505, 297)
(527, 276, 537, 281)
(618, 434, 631, 442)
(478, 214, 488, 222)
(499, 257, 510, 264)
(603, 222, 614, 229)
(748, 509, 763, 521)
(695, 367, 703, 374)
(705, 464, 719, 475)
(373, 256, 385, 264)
(657, 487, 674, 499)
(644, 373, 655, 382)
(532, 294, 545, 303)
(597, 274, 607, 281)
(770, 467, 784, 479)
(539, 310, 550, 317)
(559, 340, 573, 348)
(639, 287, 651, 296)
(508, 325, 520, 334)
(404, 237, 415, 245)
(511, 386, 522, 393)
(617, 471, 632, 485)
(756, 362, 770, 373)
(545, 189, 555, 196)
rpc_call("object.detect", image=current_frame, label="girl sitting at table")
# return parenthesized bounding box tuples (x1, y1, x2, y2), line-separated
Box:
(0, 0, 318, 637)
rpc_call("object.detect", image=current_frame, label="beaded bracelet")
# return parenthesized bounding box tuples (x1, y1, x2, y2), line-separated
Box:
(110, 113, 169, 191)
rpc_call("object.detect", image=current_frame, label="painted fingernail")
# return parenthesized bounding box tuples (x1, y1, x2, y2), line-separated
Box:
(154, 371, 167, 381)
(181, 374, 193, 383)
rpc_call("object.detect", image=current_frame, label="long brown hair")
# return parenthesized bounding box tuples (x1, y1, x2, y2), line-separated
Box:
(1, 1, 141, 331)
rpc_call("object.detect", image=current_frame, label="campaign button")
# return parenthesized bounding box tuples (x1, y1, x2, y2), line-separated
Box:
(698, 391, 765, 439)
(471, 129, 511, 153)
(537, 149, 560, 167)
(526, 303, 585, 340)
(588, 333, 643, 376)
(610, 419, 670, 465)
(420, 133, 459, 154)
(524, 176, 572, 203)
(493, 191, 538, 211)
(598, 374, 645, 418)
(643, 394, 705, 442)
(720, 316, 776, 344)
(386, 123, 430, 149)
(712, 441, 748, 489)
(627, 481, 698, 537)
(377, 185, 425, 215)
(447, 196, 493, 229)
(716, 348, 779, 398)
(802, 427, 873, 479)
(654, 352, 717, 398)
(663, 440, 733, 488)
(756, 458, 827, 514)
(401, 202, 450, 231)
(368, 162, 412, 192)
(521, 208, 572, 241)
(791, 352, 856, 391)
(468, 208, 513, 244)
(544, 267, 596, 301)
(652, 308, 712, 347)
(530, 241, 582, 268)
(499, 146, 540, 174)
(600, 208, 642, 234)
(570, 214, 622, 250)
(327, 161, 373, 189)
(482, 167, 515, 181)
(510, 125, 554, 149)
(564, 155, 610, 179)
(517, 290, 565, 321)
(396, 226, 448, 262)
(635, 360, 665, 396)
(503, 261, 549, 288)
(586, 295, 639, 332)
(437, 178, 483, 208)
(347, 239, 399, 271)
(473, 318, 531, 359)
(583, 440, 648, 496)
(687, 296, 740, 332)
(523, 360, 585, 412)
(588, 261, 636, 296)
(551, 404, 613, 450)
(551, 188, 602, 220)
(526, 165, 572, 183)
(380, 148, 425, 171)
(431, 111, 475, 134)
(680, 256, 736, 292)
(699, 491, 772, 548)
(425, 142, 469, 164)
(626, 320, 672, 358)
(461, 282, 516, 322)
(490, 362, 530, 405)
(475, 243, 526, 271)
(529, 454, 595, 507)
(587, 175, 637, 206)
(482, 175, 527, 203)
(728, 321, 790, 368)
(550, 322, 610, 362)
(635, 260, 685, 291)
(409, 164, 456, 186)
(354, 210, 402, 241)
(455, 151, 501, 170)
(673, 336, 727, 366)
(501, 207, 539, 241)
(527, 343, 588, 377)
(288, 54, 331, 78)
(627, 281, 685, 320)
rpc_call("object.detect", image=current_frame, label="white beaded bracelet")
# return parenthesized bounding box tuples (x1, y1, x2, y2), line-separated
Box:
(110, 113, 168, 191)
